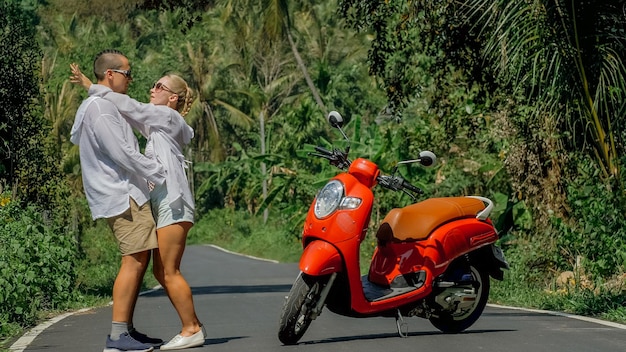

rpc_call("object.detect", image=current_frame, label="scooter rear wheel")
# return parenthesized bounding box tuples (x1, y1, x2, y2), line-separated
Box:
(278, 272, 327, 345)
(429, 264, 490, 333)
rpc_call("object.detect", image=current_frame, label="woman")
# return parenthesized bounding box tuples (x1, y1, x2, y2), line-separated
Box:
(70, 64, 205, 350)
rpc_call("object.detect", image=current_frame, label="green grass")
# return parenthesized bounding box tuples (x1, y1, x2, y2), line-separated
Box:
(488, 248, 626, 325)
(188, 207, 303, 263)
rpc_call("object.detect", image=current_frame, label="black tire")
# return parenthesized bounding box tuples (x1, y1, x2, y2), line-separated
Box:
(429, 264, 490, 333)
(278, 273, 326, 345)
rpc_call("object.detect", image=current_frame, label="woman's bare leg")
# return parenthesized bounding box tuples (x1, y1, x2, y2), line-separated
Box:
(153, 222, 201, 336)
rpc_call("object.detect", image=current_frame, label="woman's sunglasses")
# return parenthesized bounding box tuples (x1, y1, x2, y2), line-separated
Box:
(153, 82, 176, 94)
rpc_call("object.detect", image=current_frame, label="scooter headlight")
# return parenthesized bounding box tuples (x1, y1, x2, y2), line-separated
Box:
(314, 180, 344, 218)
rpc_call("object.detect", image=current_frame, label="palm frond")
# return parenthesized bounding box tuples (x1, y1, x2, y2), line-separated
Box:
(465, 0, 625, 179)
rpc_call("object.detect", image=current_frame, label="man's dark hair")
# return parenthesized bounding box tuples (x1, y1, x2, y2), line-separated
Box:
(93, 49, 126, 81)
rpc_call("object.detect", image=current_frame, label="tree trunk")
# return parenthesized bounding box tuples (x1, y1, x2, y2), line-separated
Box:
(285, 20, 327, 115)
(259, 110, 269, 223)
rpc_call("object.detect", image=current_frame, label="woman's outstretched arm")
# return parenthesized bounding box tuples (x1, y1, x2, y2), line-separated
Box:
(69, 63, 93, 90)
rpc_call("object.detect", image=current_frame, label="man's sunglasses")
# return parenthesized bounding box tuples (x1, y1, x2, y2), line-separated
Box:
(107, 68, 132, 80)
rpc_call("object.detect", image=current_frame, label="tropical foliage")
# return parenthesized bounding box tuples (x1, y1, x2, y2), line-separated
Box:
(2, 0, 626, 344)
(338, 0, 626, 269)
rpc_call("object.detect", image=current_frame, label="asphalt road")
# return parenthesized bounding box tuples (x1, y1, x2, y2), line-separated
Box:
(11, 245, 626, 352)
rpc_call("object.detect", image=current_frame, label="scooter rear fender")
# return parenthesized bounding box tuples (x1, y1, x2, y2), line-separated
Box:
(369, 218, 499, 286)
(299, 240, 343, 276)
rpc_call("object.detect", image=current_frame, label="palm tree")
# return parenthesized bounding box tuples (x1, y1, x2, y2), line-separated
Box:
(224, 0, 327, 113)
(278, 1, 328, 115)
(464, 0, 626, 181)
(216, 0, 305, 221)
(291, 1, 373, 110)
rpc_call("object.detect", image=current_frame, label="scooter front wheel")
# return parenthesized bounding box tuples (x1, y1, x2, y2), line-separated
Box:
(278, 272, 327, 345)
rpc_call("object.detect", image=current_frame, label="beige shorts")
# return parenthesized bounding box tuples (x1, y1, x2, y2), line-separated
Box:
(106, 198, 158, 256)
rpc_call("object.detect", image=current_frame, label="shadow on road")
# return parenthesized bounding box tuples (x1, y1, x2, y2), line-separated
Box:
(205, 336, 248, 345)
(297, 329, 517, 345)
(142, 284, 293, 297)
(483, 311, 558, 318)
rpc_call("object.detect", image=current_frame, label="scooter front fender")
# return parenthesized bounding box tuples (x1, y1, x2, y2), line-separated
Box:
(299, 241, 343, 276)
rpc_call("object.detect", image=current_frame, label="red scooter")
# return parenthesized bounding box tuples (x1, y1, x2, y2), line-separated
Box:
(278, 111, 508, 344)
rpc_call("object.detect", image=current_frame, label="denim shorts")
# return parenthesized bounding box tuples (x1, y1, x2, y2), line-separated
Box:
(150, 182, 195, 229)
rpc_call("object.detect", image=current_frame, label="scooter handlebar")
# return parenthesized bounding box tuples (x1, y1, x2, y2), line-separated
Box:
(310, 146, 351, 170)
(313, 146, 333, 156)
(311, 146, 421, 193)
(401, 179, 423, 195)
(377, 175, 423, 196)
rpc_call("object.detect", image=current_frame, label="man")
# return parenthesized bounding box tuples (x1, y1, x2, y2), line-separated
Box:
(70, 49, 165, 352)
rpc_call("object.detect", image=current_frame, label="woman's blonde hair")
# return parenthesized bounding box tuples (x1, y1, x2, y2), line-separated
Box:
(165, 74, 195, 116)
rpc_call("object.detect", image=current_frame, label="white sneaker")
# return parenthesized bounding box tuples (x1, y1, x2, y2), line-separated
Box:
(159, 327, 205, 351)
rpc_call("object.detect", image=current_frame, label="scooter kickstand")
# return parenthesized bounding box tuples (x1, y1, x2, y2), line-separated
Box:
(395, 310, 408, 338)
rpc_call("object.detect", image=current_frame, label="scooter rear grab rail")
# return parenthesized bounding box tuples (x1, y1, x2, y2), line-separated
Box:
(467, 196, 494, 220)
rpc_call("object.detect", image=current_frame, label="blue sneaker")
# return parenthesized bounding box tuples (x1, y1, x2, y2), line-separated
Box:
(103, 332, 154, 352)
(129, 329, 163, 347)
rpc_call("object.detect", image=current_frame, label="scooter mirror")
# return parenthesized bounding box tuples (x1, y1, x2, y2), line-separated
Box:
(327, 111, 344, 128)
(419, 151, 436, 167)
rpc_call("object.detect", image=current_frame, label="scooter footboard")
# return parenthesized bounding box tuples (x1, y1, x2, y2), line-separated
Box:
(300, 241, 343, 276)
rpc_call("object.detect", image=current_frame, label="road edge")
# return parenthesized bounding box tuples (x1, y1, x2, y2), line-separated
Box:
(487, 303, 626, 330)
(8, 285, 163, 352)
(12, 302, 625, 351)
(205, 244, 280, 263)
(8, 245, 271, 352)
(9, 247, 626, 350)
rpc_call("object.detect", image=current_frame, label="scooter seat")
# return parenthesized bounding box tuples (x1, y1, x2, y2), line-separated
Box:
(376, 197, 486, 243)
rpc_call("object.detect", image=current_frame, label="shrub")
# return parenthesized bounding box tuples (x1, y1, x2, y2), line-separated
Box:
(0, 194, 79, 339)
(554, 155, 626, 278)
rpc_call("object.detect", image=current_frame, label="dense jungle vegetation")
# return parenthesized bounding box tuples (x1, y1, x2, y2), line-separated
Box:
(1, 0, 626, 347)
